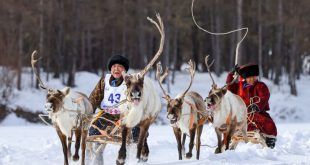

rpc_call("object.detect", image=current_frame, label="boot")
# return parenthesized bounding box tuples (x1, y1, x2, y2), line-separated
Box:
(265, 137, 276, 149)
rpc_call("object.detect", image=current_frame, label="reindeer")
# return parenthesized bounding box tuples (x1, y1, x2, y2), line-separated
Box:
(116, 13, 164, 165)
(204, 55, 248, 153)
(156, 60, 207, 160)
(31, 50, 93, 165)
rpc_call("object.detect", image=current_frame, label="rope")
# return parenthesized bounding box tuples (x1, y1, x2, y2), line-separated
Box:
(191, 0, 248, 65)
(247, 96, 261, 129)
(200, 144, 217, 148)
(38, 114, 53, 126)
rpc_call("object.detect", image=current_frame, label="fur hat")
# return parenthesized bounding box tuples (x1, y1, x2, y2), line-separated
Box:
(107, 55, 129, 71)
(239, 64, 259, 78)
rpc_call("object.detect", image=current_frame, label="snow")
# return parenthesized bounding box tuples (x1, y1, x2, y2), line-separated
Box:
(1, 124, 310, 165)
(1, 69, 310, 164)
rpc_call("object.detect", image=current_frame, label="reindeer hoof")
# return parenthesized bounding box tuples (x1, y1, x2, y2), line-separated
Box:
(73, 155, 79, 161)
(139, 155, 148, 162)
(215, 147, 221, 154)
(116, 158, 125, 165)
(185, 153, 192, 159)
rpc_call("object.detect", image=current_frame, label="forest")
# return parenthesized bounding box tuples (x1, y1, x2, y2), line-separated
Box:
(0, 0, 309, 96)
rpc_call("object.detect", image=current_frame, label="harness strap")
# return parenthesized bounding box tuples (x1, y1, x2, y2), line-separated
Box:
(189, 113, 194, 129)
(184, 100, 208, 128)
(197, 117, 207, 126)
(225, 111, 232, 127)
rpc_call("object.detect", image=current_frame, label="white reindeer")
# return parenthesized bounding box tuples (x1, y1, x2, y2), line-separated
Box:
(156, 60, 207, 160)
(204, 56, 248, 153)
(116, 13, 164, 165)
(31, 51, 93, 165)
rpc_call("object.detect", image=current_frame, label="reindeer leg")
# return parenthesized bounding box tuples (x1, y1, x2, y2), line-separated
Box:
(186, 124, 196, 159)
(222, 131, 228, 151)
(137, 124, 150, 162)
(67, 131, 73, 159)
(215, 128, 222, 154)
(116, 126, 128, 165)
(196, 125, 203, 160)
(226, 122, 237, 150)
(141, 131, 149, 162)
(173, 127, 183, 160)
(80, 128, 87, 165)
(73, 128, 81, 161)
(56, 126, 69, 165)
(181, 133, 186, 157)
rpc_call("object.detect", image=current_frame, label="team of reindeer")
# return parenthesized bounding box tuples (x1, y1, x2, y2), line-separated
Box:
(31, 14, 253, 165)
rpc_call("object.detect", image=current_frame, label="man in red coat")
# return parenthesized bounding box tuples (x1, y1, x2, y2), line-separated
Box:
(226, 64, 277, 148)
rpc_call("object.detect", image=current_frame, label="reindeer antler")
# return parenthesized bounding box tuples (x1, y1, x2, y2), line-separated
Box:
(31, 50, 48, 90)
(222, 72, 239, 90)
(205, 55, 217, 89)
(156, 62, 171, 101)
(181, 60, 196, 98)
(139, 13, 165, 77)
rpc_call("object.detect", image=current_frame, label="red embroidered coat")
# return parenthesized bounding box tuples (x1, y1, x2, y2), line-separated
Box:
(226, 72, 277, 137)
(226, 72, 270, 111)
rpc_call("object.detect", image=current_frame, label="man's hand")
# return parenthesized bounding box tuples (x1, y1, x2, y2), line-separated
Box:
(248, 103, 260, 113)
(232, 64, 240, 74)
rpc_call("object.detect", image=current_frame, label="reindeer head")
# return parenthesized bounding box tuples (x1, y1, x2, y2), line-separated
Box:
(205, 88, 227, 110)
(31, 50, 71, 113)
(122, 73, 145, 105)
(45, 87, 70, 113)
(122, 13, 164, 106)
(204, 55, 238, 110)
(156, 60, 195, 124)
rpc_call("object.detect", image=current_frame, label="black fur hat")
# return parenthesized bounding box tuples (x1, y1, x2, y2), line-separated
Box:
(239, 64, 259, 78)
(107, 55, 129, 71)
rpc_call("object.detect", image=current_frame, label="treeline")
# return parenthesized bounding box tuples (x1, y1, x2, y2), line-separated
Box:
(0, 0, 309, 96)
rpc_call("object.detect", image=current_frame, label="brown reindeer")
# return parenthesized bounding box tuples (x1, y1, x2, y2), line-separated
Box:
(116, 13, 164, 165)
(156, 60, 207, 160)
(31, 50, 93, 165)
(204, 55, 248, 153)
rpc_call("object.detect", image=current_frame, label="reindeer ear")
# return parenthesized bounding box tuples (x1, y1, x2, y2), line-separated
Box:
(61, 87, 70, 95)
(123, 73, 132, 84)
(122, 71, 129, 81)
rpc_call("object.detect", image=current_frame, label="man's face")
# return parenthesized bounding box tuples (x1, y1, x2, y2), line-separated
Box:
(111, 64, 126, 79)
(245, 76, 257, 85)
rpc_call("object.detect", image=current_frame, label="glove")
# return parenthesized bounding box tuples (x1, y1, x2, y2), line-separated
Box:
(232, 64, 240, 74)
(248, 104, 260, 113)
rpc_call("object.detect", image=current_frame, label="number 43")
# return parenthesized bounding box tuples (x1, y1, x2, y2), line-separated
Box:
(108, 93, 121, 104)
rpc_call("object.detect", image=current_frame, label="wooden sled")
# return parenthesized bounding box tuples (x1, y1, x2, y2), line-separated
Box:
(231, 130, 267, 148)
(85, 114, 132, 145)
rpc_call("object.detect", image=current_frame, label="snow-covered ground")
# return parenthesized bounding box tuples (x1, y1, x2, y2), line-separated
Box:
(1, 123, 310, 165)
(1, 68, 310, 164)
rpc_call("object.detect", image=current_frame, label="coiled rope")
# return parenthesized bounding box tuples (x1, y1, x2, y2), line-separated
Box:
(191, 0, 248, 65)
